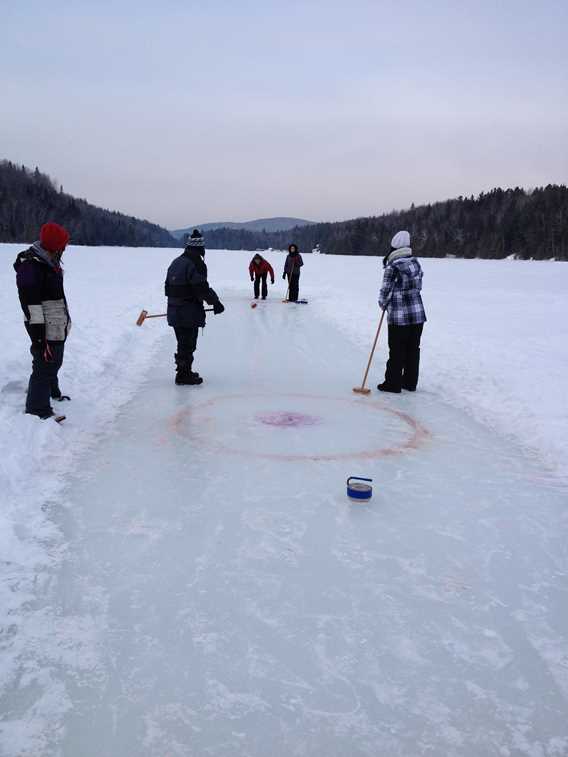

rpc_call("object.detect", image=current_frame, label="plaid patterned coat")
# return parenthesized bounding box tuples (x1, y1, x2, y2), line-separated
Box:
(378, 249, 427, 326)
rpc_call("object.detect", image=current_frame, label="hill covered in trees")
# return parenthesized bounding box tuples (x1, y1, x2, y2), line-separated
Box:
(0, 161, 176, 247)
(205, 185, 568, 260)
(2, 160, 566, 259)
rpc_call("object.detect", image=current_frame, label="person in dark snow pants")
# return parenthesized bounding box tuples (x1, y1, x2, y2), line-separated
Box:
(165, 229, 225, 385)
(14, 223, 72, 419)
(283, 244, 304, 302)
(377, 230, 426, 393)
(249, 254, 275, 299)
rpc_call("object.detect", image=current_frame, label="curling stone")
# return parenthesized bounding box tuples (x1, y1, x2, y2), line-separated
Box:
(346, 476, 373, 501)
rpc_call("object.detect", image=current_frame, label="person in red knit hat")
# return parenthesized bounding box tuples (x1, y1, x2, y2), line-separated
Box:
(40, 222, 70, 254)
(14, 223, 72, 421)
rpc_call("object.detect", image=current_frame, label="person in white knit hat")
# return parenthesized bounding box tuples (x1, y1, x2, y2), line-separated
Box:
(377, 230, 427, 393)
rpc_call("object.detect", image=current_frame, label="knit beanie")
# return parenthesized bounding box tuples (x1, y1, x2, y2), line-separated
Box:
(390, 230, 410, 249)
(186, 228, 204, 247)
(40, 222, 70, 253)
(288, 243, 298, 254)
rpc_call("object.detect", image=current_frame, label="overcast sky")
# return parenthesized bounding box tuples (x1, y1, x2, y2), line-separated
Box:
(2, 0, 567, 229)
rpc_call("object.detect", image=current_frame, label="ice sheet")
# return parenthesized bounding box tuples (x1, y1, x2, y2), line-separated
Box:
(2, 295, 566, 756)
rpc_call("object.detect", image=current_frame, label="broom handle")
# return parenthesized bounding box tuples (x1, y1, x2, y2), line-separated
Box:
(359, 309, 386, 390)
(282, 274, 290, 302)
(146, 308, 215, 319)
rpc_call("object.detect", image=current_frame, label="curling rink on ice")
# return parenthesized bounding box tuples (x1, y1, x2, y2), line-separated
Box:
(5, 295, 568, 757)
(162, 392, 429, 462)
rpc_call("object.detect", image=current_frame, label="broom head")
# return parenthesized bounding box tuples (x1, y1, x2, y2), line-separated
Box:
(352, 386, 371, 395)
(136, 309, 148, 326)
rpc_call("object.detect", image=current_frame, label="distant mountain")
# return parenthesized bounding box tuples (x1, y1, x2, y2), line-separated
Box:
(0, 160, 177, 247)
(172, 217, 316, 239)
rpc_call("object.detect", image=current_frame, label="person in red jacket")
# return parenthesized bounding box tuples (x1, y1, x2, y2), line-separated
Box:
(249, 254, 275, 300)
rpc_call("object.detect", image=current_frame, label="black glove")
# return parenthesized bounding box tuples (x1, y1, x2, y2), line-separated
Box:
(271, 279, 275, 285)
(213, 301, 225, 315)
(52, 392, 71, 401)
(27, 323, 46, 346)
(250, 276, 254, 282)
(282, 273, 286, 280)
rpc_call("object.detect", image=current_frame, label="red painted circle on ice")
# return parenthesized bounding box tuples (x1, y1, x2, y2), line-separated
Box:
(165, 393, 430, 461)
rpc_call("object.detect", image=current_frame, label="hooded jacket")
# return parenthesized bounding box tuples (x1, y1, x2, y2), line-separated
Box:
(284, 251, 304, 277)
(165, 246, 221, 328)
(14, 243, 71, 342)
(378, 233, 426, 326)
(249, 255, 275, 281)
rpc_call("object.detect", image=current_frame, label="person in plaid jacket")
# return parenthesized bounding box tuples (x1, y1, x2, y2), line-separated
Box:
(377, 230, 426, 393)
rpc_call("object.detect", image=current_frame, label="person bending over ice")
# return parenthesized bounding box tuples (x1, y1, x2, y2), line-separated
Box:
(249, 254, 275, 299)
(165, 229, 225, 385)
(377, 230, 426, 393)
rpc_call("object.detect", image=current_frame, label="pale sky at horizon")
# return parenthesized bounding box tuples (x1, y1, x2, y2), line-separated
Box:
(2, 0, 567, 230)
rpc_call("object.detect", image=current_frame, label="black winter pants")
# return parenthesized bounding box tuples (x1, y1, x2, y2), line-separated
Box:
(174, 326, 199, 368)
(26, 340, 65, 417)
(384, 323, 424, 391)
(254, 273, 268, 299)
(288, 273, 300, 302)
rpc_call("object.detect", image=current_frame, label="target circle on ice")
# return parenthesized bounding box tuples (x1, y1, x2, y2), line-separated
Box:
(166, 393, 429, 461)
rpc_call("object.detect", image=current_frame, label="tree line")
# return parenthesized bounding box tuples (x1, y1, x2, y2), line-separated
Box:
(0, 160, 176, 247)
(204, 185, 568, 260)
(2, 160, 566, 259)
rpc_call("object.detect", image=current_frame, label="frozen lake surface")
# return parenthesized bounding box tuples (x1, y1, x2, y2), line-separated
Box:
(4, 293, 567, 756)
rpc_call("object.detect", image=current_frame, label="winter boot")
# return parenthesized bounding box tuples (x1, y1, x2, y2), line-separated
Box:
(377, 382, 401, 393)
(176, 370, 203, 386)
(30, 409, 66, 423)
(175, 354, 203, 385)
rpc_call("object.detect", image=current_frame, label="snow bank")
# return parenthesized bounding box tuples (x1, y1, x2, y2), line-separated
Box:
(1, 244, 174, 697)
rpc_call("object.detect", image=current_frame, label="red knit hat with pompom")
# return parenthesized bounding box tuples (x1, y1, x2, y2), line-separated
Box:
(40, 223, 70, 253)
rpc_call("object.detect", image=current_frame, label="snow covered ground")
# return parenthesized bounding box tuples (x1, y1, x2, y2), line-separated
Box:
(1, 244, 567, 756)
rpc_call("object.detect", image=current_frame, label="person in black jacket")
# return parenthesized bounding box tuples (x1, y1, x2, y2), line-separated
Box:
(283, 243, 304, 302)
(14, 223, 72, 419)
(165, 229, 225, 385)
